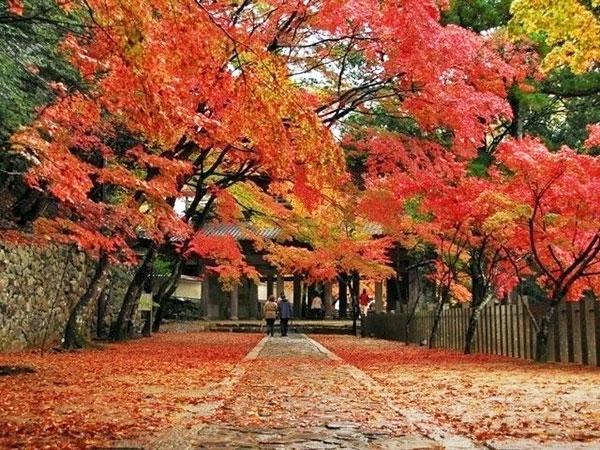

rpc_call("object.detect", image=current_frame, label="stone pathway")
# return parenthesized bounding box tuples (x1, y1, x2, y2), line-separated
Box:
(150, 334, 481, 450)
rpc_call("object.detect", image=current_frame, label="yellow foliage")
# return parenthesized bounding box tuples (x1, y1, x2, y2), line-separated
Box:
(510, 0, 600, 73)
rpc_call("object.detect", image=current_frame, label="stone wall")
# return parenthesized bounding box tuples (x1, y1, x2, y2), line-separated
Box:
(0, 243, 134, 352)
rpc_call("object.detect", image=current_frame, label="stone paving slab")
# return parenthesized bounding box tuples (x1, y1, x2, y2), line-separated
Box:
(485, 439, 600, 450)
(209, 320, 356, 335)
(188, 425, 441, 449)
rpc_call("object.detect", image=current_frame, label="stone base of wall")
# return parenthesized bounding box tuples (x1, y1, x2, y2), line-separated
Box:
(0, 243, 134, 352)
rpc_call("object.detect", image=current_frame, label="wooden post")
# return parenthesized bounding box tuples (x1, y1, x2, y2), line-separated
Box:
(249, 280, 259, 319)
(547, 311, 557, 362)
(570, 302, 583, 364)
(375, 281, 383, 314)
(267, 275, 274, 298)
(441, 308, 446, 348)
(582, 298, 596, 366)
(498, 305, 504, 356)
(229, 284, 239, 320)
(483, 306, 489, 354)
(504, 304, 511, 357)
(452, 308, 458, 349)
(521, 300, 530, 359)
(338, 275, 348, 318)
(557, 299, 569, 363)
(510, 304, 518, 357)
(491, 305, 498, 355)
(324, 282, 333, 318)
(475, 306, 482, 353)
(276, 273, 285, 297)
(201, 278, 210, 319)
(293, 274, 302, 318)
(595, 299, 600, 366)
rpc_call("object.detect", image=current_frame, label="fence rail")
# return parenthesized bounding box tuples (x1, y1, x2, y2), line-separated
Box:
(362, 298, 600, 367)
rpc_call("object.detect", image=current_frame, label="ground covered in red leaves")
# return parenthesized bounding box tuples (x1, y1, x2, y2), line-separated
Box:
(314, 335, 600, 443)
(0, 332, 261, 449)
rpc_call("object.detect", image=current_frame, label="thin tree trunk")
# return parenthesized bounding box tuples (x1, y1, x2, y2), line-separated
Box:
(338, 274, 348, 318)
(141, 311, 152, 337)
(404, 290, 422, 342)
(464, 300, 490, 354)
(96, 289, 108, 338)
(464, 268, 489, 354)
(535, 294, 562, 362)
(350, 271, 359, 335)
(404, 267, 423, 341)
(428, 284, 449, 349)
(41, 249, 72, 356)
(112, 245, 157, 341)
(63, 254, 110, 349)
(152, 256, 185, 332)
(509, 92, 523, 139)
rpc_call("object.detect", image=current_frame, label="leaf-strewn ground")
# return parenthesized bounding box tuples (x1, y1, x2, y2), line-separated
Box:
(314, 335, 600, 443)
(0, 332, 261, 449)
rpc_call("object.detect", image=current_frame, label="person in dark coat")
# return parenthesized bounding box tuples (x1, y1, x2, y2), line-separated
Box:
(277, 293, 293, 337)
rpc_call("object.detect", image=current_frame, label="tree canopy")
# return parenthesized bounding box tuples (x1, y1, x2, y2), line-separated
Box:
(3, 0, 600, 360)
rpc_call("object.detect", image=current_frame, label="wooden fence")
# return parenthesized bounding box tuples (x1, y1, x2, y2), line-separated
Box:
(362, 298, 600, 367)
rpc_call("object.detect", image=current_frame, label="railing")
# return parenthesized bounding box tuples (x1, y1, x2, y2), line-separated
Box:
(362, 298, 600, 367)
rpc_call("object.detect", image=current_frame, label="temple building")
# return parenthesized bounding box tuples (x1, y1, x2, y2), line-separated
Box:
(166, 224, 422, 321)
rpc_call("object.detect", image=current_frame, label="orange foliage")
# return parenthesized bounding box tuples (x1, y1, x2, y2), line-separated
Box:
(496, 138, 600, 301)
(7, 0, 23, 15)
(0, 333, 261, 449)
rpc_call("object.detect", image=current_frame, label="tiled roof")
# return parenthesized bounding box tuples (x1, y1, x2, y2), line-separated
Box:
(202, 223, 282, 241)
(362, 222, 384, 235)
(201, 221, 384, 241)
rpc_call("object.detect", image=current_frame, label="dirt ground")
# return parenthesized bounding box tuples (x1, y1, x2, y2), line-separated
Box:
(314, 335, 600, 443)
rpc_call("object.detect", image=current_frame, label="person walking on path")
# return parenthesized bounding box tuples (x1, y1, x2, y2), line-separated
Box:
(359, 288, 371, 316)
(263, 295, 278, 337)
(277, 293, 293, 336)
(311, 294, 323, 320)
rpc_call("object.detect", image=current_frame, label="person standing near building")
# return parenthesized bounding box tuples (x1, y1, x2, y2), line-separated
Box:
(277, 293, 293, 336)
(263, 295, 278, 337)
(311, 294, 323, 320)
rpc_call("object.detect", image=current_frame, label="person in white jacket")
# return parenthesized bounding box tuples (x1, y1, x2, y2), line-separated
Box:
(311, 295, 323, 320)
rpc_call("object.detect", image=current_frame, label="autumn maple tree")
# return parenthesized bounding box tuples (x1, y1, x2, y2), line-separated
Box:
(489, 137, 600, 361)
(6, 0, 347, 340)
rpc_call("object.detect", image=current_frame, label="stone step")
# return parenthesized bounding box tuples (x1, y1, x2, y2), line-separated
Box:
(209, 321, 356, 335)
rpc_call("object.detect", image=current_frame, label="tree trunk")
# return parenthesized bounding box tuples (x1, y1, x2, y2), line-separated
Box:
(350, 271, 360, 335)
(464, 301, 490, 354)
(508, 92, 523, 139)
(11, 189, 49, 225)
(141, 311, 152, 337)
(535, 294, 562, 362)
(428, 285, 449, 349)
(152, 256, 184, 332)
(404, 293, 421, 342)
(338, 274, 348, 318)
(63, 254, 110, 349)
(112, 245, 157, 341)
(96, 289, 108, 338)
(464, 268, 489, 354)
